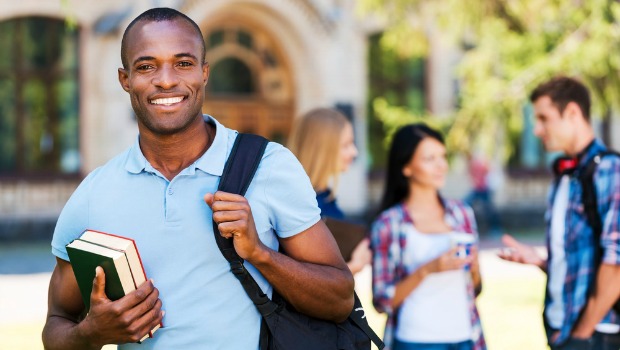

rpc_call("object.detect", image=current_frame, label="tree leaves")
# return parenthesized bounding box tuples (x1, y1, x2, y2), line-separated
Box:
(360, 0, 620, 160)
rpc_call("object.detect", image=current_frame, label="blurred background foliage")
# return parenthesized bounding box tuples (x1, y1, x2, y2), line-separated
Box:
(359, 0, 620, 168)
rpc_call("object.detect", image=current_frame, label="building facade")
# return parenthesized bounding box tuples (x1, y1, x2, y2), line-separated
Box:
(0, 0, 373, 238)
(5, 0, 612, 238)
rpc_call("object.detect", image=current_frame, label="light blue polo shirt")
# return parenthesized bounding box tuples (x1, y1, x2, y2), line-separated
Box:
(51, 115, 321, 349)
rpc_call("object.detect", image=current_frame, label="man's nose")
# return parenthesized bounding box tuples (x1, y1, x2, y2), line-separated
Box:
(153, 65, 179, 89)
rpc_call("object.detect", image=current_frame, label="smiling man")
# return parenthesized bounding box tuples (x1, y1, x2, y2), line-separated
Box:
(499, 77, 620, 350)
(42, 8, 354, 350)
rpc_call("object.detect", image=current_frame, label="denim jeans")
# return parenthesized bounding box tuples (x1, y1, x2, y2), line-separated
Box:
(393, 339, 473, 350)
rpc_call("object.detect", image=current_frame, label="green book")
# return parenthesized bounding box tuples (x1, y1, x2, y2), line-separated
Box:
(66, 239, 136, 311)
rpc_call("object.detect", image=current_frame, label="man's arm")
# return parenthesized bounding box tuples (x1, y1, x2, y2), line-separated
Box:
(497, 234, 548, 272)
(42, 258, 163, 349)
(206, 191, 354, 322)
(571, 264, 620, 338)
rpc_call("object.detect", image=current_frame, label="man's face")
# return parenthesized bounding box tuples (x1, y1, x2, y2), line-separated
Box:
(118, 19, 209, 136)
(532, 96, 576, 153)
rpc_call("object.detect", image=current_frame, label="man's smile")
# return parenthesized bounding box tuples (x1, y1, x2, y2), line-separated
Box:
(149, 96, 185, 106)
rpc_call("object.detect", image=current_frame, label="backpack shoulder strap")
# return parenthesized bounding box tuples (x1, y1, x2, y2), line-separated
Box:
(211, 133, 278, 316)
(218, 133, 269, 196)
(214, 133, 268, 263)
(578, 150, 620, 258)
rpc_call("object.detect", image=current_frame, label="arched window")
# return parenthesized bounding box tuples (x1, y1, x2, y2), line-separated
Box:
(209, 58, 255, 95)
(0, 17, 80, 177)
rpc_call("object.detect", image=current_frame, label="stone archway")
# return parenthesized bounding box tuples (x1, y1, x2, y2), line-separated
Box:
(201, 16, 295, 144)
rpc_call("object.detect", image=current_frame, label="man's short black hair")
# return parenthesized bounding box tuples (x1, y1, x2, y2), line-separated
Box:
(530, 76, 591, 121)
(120, 7, 206, 69)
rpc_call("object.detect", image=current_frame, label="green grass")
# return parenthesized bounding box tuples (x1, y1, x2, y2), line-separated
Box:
(3, 258, 549, 350)
(0, 324, 44, 350)
(477, 276, 548, 350)
(0, 323, 114, 350)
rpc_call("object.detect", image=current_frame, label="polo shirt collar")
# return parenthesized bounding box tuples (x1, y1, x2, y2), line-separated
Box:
(195, 115, 228, 176)
(124, 114, 230, 176)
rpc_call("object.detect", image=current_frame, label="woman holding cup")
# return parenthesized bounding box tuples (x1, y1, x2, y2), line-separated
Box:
(371, 124, 486, 350)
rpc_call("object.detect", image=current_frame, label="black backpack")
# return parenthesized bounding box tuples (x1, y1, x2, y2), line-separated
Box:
(212, 133, 385, 350)
(576, 150, 620, 314)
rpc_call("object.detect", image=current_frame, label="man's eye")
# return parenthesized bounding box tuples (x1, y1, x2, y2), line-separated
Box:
(136, 65, 153, 71)
(178, 61, 193, 67)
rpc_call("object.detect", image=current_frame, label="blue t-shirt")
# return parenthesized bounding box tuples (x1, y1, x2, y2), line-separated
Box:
(316, 189, 345, 219)
(51, 115, 321, 349)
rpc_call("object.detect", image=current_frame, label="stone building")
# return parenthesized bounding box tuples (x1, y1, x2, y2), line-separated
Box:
(0, 0, 375, 238)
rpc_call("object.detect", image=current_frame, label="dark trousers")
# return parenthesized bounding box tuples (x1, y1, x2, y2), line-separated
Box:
(548, 331, 620, 350)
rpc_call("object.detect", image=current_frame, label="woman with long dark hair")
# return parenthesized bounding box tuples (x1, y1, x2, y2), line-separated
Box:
(371, 124, 486, 350)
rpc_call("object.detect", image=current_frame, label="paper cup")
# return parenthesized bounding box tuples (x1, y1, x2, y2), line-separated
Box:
(451, 233, 475, 270)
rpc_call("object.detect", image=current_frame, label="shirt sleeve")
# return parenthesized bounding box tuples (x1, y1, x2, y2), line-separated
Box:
(262, 144, 321, 238)
(50, 172, 93, 261)
(371, 213, 398, 315)
(598, 157, 620, 265)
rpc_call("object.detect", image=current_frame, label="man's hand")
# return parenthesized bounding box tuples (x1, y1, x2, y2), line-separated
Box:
(205, 191, 354, 321)
(205, 191, 267, 263)
(497, 234, 547, 271)
(43, 259, 163, 350)
(80, 267, 164, 346)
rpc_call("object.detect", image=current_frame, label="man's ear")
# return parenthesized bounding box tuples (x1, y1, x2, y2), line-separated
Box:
(202, 62, 210, 87)
(118, 68, 130, 92)
(564, 101, 583, 121)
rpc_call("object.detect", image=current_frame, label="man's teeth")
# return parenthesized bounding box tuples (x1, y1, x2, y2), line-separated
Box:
(151, 97, 183, 105)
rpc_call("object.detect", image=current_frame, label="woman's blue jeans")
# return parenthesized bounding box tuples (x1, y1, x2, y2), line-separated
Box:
(393, 339, 473, 350)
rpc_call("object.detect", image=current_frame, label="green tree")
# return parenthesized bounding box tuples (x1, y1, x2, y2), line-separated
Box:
(359, 0, 620, 161)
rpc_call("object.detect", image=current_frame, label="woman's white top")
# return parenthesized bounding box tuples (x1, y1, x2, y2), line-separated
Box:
(395, 226, 472, 343)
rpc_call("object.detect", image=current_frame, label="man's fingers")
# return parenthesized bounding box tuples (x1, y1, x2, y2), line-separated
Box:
(501, 234, 521, 249)
(212, 210, 248, 225)
(216, 221, 244, 237)
(135, 300, 164, 334)
(122, 279, 157, 309)
(204, 193, 214, 208)
(212, 191, 246, 202)
(210, 200, 249, 214)
(126, 291, 163, 336)
(91, 266, 109, 302)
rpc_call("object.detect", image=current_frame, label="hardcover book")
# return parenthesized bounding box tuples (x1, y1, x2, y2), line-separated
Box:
(66, 230, 160, 340)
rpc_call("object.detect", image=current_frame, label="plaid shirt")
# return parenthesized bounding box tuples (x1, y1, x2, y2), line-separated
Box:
(545, 139, 620, 345)
(370, 198, 486, 350)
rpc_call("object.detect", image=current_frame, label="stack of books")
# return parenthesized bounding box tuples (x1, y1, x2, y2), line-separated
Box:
(66, 230, 160, 341)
